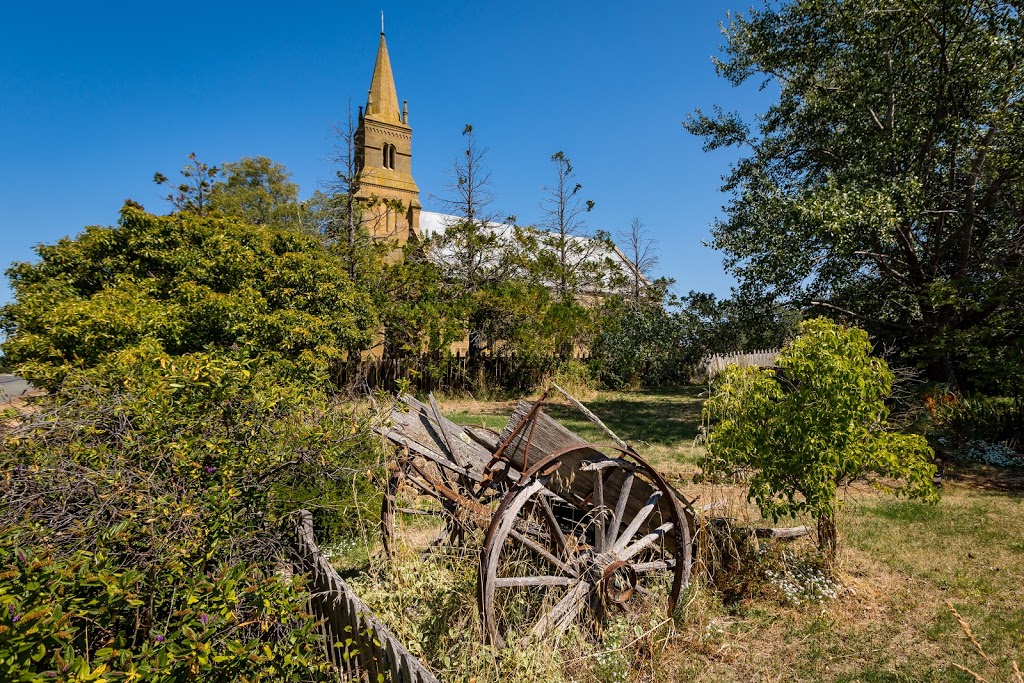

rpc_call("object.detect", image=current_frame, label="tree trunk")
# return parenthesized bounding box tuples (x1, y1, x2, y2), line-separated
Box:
(817, 508, 837, 565)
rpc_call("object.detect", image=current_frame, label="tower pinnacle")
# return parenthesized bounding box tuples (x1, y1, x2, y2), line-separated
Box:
(365, 31, 401, 124)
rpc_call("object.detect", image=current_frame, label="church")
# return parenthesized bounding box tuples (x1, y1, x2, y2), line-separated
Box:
(353, 30, 422, 246)
(352, 29, 644, 291)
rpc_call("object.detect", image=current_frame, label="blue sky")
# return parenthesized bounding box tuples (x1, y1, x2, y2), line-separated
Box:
(0, 1, 773, 307)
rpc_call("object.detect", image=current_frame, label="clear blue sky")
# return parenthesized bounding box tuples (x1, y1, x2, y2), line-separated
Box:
(0, 1, 772, 307)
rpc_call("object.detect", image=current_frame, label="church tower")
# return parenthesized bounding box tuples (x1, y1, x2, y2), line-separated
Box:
(355, 30, 421, 245)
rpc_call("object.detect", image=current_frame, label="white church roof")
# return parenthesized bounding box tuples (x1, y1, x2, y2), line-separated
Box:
(418, 211, 644, 291)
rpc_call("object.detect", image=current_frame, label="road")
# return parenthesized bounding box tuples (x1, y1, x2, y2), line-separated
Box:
(0, 374, 33, 402)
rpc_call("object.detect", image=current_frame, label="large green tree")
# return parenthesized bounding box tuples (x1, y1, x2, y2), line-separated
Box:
(208, 156, 302, 231)
(685, 0, 1024, 387)
(1, 203, 375, 389)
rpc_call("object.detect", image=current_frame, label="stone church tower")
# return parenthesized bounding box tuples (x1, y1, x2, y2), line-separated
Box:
(355, 31, 421, 245)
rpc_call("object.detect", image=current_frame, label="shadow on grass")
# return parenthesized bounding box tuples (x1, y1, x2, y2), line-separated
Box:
(543, 385, 706, 448)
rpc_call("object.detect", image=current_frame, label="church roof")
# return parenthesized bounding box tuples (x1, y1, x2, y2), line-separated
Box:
(365, 32, 402, 124)
(419, 211, 647, 293)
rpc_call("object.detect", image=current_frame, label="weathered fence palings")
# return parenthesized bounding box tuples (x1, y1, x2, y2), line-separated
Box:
(701, 349, 780, 380)
(291, 510, 440, 683)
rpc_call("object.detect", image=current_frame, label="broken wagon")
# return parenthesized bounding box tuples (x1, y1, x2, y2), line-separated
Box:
(376, 387, 696, 646)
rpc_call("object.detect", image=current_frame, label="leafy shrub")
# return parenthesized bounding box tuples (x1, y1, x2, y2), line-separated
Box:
(0, 343, 383, 680)
(701, 318, 937, 557)
(0, 541, 326, 682)
(591, 302, 696, 389)
(928, 392, 1024, 452)
(0, 203, 375, 390)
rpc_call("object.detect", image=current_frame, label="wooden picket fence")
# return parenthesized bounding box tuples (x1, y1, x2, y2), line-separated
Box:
(290, 510, 439, 683)
(700, 349, 780, 381)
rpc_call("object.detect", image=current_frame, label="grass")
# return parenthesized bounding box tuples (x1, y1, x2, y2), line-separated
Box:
(351, 386, 1024, 682)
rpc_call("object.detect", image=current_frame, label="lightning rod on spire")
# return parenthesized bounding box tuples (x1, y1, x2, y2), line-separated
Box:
(381, 10, 384, 34)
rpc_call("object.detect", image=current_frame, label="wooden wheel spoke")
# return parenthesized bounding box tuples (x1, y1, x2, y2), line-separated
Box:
(619, 521, 673, 562)
(537, 494, 570, 556)
(527, 579, 590, 640)
(631, 558, 675, 574)
(606, 470, 634, 547)
(494, 575, 576, 588)
(611, 490, 662, 553)
(593, 468, 606, 552)
(507, 527, 578, 577)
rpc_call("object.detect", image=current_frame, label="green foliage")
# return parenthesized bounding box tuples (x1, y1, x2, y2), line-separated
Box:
(0, 542, 327, 682)
(685, 0, 1024, 386)
(208, 156, 302, 231)
(0, 341, 382, 680)
(591, 300, 694, 389)
(930, 393, 1023, 448)
(676, 290, 799, 358)
(1, 203, 375, 390)
(702, 318, 937, 551)
(153, 153, 220, 216)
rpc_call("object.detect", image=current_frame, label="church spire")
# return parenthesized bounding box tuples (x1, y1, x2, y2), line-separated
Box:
(366, 31, 401, 124)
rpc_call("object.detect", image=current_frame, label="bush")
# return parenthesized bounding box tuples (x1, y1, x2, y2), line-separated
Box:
(0, 541, 326, 681)
(591, 302, 696, 389)
(0, 344, 384, 680)
(927, 391, 1024, 453)
(0, 203, 375, 390)
(701, 318, 937, 557)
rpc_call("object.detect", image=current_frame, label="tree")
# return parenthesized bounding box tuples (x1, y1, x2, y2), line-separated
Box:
(534, 151, 602, 301)
(0, 203, 375, 389)
(684, 0, 1024, 387)
(430, 124, 517, 377)
(153, 152, 220, 215)
(617, 217, 659, 303)
(208, 156, 301, 230)
(591, 290, 694, 389)
(677, 290, 800, 360)
(702, 318, 937, 558)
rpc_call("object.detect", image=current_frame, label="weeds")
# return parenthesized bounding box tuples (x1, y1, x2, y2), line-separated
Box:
(946, 600, 1024, 683)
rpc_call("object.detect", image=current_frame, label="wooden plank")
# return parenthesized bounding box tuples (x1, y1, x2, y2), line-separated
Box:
(383, 429, 483, 483)
(380, 394, 493, 475)
(464, 426, 500, 452)
(754, 525, 813, 539)
(494, 575, 576, 587)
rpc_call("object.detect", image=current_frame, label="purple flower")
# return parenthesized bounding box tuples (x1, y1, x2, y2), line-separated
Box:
(199, 612, 209, 625)
(7, 604, 14, 615)
(11, 614, 20, 623)
(154, 634, 164, 643)
(16, 551, 26, 563)
(204, 466, 217, 474)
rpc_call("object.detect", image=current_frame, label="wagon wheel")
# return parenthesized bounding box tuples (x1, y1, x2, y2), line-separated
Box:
(479, 445, 693, 646)
(380, 450, 472, 556)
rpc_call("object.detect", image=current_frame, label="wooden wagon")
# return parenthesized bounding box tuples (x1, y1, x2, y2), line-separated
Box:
(377, 387, 696, 646)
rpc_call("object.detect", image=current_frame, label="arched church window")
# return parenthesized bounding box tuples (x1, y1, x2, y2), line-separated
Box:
(389, 144, 396, 170)
(382, 144, 388, 168)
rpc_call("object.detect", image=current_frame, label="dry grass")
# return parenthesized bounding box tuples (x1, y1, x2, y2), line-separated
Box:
(362, 388, 1024, 682)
